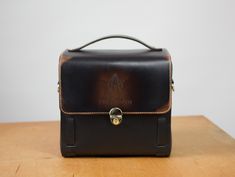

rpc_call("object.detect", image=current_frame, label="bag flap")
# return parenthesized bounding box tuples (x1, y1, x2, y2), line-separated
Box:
(59, 49, 172, 115)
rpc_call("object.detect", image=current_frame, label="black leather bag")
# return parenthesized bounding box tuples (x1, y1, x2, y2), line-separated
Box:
(58, 35, 174, 157)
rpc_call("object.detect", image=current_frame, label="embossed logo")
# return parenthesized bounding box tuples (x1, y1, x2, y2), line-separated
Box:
(97, 73, 132, 106)
(108, 73, 124, 90)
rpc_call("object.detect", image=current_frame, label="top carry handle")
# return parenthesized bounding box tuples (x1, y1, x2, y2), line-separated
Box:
(68, 35, 162, 52)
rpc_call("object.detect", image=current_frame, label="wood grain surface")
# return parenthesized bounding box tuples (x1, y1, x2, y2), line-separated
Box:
(0, 116, 235, 177)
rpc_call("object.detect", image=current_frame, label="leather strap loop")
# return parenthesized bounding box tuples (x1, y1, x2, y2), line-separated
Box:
(68, 35, 162, 52)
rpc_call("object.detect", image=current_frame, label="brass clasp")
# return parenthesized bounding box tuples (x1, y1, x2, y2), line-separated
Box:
(57, 81, 60, 93)
(109, 107, 123, 126)
(171, 79, 175, 92)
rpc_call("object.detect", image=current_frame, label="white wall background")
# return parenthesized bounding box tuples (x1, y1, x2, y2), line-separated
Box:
(0, 0, 235, 137)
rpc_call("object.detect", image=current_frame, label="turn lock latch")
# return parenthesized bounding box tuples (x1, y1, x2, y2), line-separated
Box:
(109, 107, 123, 126)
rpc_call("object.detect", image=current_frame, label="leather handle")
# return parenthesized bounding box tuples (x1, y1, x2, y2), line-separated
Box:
(68, 35, 162, 52)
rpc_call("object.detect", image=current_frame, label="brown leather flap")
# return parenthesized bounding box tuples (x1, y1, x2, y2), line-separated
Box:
(59, 49, 172, 115)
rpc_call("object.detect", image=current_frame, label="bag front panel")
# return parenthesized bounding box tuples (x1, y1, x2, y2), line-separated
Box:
(60, 110, 171, 156)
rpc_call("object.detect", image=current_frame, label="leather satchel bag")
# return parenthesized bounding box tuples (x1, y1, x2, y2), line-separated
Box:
(58, 35, 174, 157)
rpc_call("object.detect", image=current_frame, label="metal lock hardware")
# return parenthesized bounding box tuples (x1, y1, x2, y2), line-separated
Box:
(109, 107, 123, 126)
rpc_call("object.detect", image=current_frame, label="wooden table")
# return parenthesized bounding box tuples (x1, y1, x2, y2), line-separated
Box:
(0, 116, 235, 177)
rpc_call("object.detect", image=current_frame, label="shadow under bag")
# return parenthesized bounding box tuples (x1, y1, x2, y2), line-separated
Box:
(58, 35, 174, 157)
